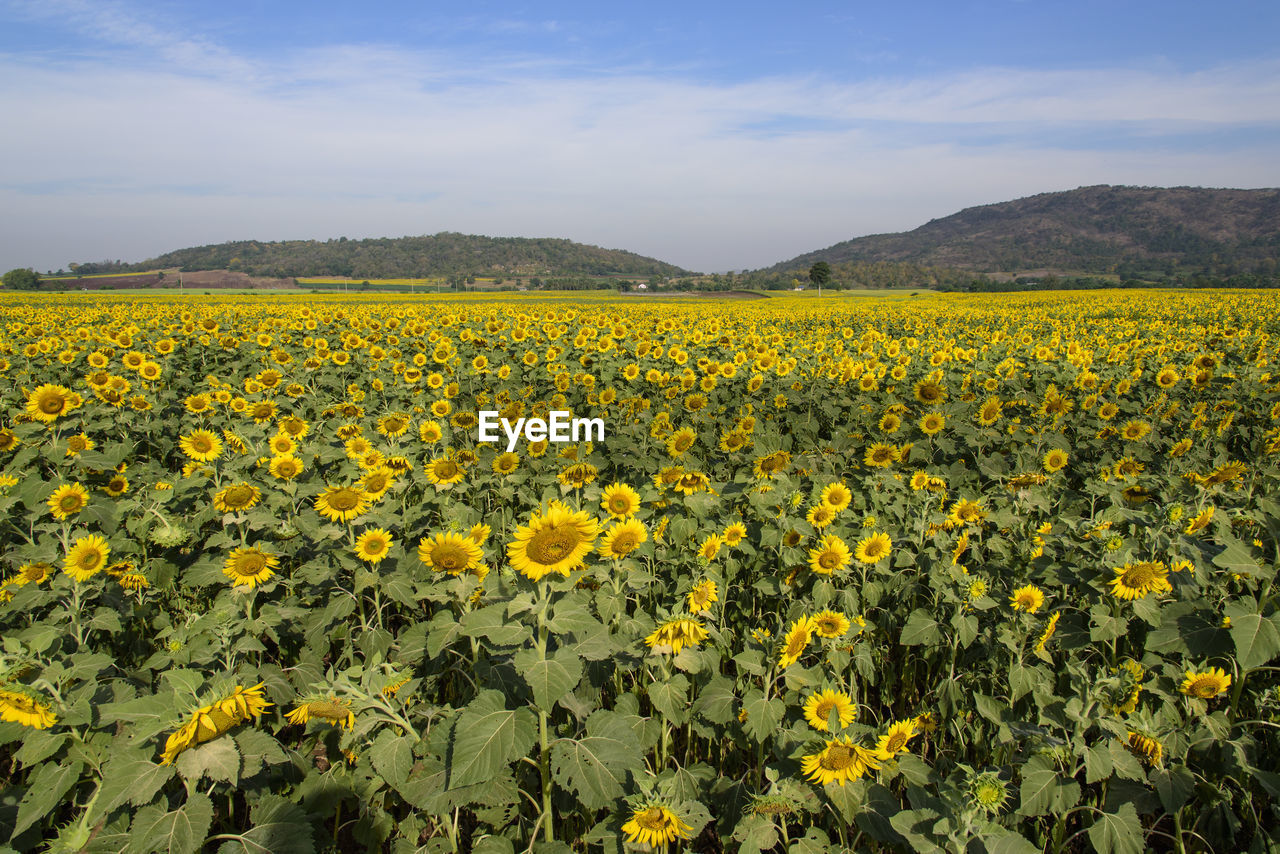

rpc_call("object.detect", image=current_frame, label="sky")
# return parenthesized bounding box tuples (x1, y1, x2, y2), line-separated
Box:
(2, 1, 1279, 274)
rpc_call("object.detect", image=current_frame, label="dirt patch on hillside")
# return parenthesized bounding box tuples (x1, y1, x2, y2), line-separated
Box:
(173, 271, 299, 289)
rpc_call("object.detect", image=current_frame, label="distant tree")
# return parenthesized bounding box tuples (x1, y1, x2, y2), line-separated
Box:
(2, 268, 40, 290)
(809, 262, 831, 294)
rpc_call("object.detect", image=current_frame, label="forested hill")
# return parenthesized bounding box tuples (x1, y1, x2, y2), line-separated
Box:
(768, 185, 1280, 278)
(75, 233, 691, 279)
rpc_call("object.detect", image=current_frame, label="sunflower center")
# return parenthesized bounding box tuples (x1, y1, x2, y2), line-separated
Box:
(613, 534, 638, 553)
(364, 539, 386, 555)
(435, 461, 459, 478)
(819, 744, 854, 771)
(39, 395, 66, 414)
(59, 494, 83, 511)
(230, 553, 266, 576)
(1122, 563, 1159, 587)
(527, 526, 579, 564)
(609, 497, 630, 513)
(365, 474, 389, 492)
(23, 565, 48, 582)
(885, 732, 909, 753)
(224, 486, 254, 507)
(785, 633, 807, 656)
(79, 551, 103, 571)
(191, 436, 213, 453)
(327, 488, 361, 511)
(432, 544, 470, 571)
(635, 808, 667, 831)
(819, 552, 839, 569)
(815, 699, 836, 719)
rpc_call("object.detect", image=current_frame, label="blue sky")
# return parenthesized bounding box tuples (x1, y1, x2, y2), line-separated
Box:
(2, 0, 1278, 273)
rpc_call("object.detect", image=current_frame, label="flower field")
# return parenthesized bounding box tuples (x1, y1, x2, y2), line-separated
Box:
(1, 289, 1278, 853)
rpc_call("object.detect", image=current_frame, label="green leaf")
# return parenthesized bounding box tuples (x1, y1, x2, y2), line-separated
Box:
(1085, 742, 1114, 785)
(551, 711, 645, 809)
(175, 736, 240, 784)
(1085, 803, 1144, 854)
(899, 610, 942, 646)
(1017, 768, 1079, 817)
(460, 606, 532, 646)
(693, 676, 737, 725)
(1212, 538, 1265, 578)
(216, 794, 314, 854)
(236, 729, 287, 778)
(1227, 610, 1280, 670)
(446, 690, 537, 790)
(472, 838, 516, 854)
(1151, 765, 1195, 813)
(647, 674, 690, 724)
(516, 649, 584, 712)
(983, 832, 1042, 854)
(128, 792, 214, 854)
(426, 611, 462, 658)
(12, 729, 65, 768)
(788, 827, 833, 854)
(733, 814, 780, 854)
(370, 731, 415, 787)
(89, 758, 176, 823)
(740, 689, 784, 743)
(12, 759, 82, 838)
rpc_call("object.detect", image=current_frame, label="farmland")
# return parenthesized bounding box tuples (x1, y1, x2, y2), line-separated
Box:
(0, 289, 1278, 853)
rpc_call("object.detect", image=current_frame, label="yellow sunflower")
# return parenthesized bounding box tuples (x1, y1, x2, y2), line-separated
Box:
(621, 804, 692, 847)
(598, 518, 647, 560)
(425, 456, 466, 488)
(354, 528, 394, 564)
(418, 532, 483, 575)
(315, 484, 372, 522)
(507, 504, 599, 581)
(268, 453, 304, 481)
(1125, 731, 1163, 768)
(0, 687, 58, 729)
(213, 483, 261, 513)
(222, 546, 279, 588)
(820, 481, 853, 513)
(808, 534, 851, 575)
(810, 610, 851, 639)
(1043, 448, 1068, 473)
(854, 532, 891, 565)
(63, 534, 110, 581)
(644, 616, 709, 655)
(161, 684, 271, 765)
(800, 736, 880, 786)
(600, 482, 641, 519)
(286, 697, 356, 730)
(686, 579, 719, 614)
(1179, 667, 1231, 699)
(25, 384, 75, 422)
(1108, 561, 1171, 601)
(179, 429, 223, 462)
(778, 617, 814, 669)
(47, 483, 90, 520)
(872, 719, 919, 761)
(803, 689, 857, 733)
(1009, 584, 1045, 613)
(807, 503, 836, 529)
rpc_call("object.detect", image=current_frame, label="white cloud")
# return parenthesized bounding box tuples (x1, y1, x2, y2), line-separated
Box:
(1, 3, 1278, 272)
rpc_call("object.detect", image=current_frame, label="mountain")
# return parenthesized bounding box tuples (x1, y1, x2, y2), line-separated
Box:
(768, 186, 1280, 278)
(76, 233, 692, 279)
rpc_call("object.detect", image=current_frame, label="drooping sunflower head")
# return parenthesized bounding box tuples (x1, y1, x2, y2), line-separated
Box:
(0, 686, 59, 730)
(285, 696, 356, 730)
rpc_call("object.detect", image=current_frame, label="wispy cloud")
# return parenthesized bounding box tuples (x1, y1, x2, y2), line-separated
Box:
(1, 0, 1278, 272)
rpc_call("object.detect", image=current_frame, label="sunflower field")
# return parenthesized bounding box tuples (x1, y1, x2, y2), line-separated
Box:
(1, 289, 1278, 854)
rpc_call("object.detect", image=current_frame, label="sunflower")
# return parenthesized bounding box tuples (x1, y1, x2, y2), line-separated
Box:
(286, 697, 356, 730)
(599, 518, 647, 559)
(872, 719, 919, 761)
(315, 485, 372, 523)
(807, 503, 836, 529)
(803, 689, 857, 732)
(1042, 448, 1068, 473)
(1034, 612, 1060, 654)
(600, 482, 641, 519)
(699, 533, 723, 561)
(1108, 561, 1171, 601)
(64, 534, 110, 581)
(919, 411, 946, 435)
(1009, 584, 1045, 613)
(621, 804, 692, 847)
(268, 453, 304, 481)
(418, 532, 483, 575)
(1125, 731, 1163, 768)
(267, 433, 296, 455)
(377, 412, 411, 438)
(810, 610, 851, 639)
(1179, 667, 1231, 699)
(64, 433, 94, 456)
(25, 384, 74, 422)
(0, 687, 58, 729)
(1184, 507, 1214, 535)
(800, 736, 881, 786)
(467, 523, 491, 544)
(47, 483, 90, 520)
(222, 546, 279, 588)
(808, 534, 851, 575)
(354, 528, 394, 564)
(507, 504, 599, 581)
(492, 452, 520, 475)
(977, 397, 1003, 426)
(820, 481, 852, 513)
(686, 579, 718, 614)
(854, 532, 891, 565)
(722, 521, 746, 547)
(102, 474, 129, 496)
(161, 684, 271, 765)
(778, 617, 814, 669)
(425, 456, 465, 488)
(13, 562, 53, 587)
(644, 617, 709, 654)
(359, 466, 397, 500)
(863, 443, 898, 468)
(179, 429, 223, 462)
(213, 483, 261, 513)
